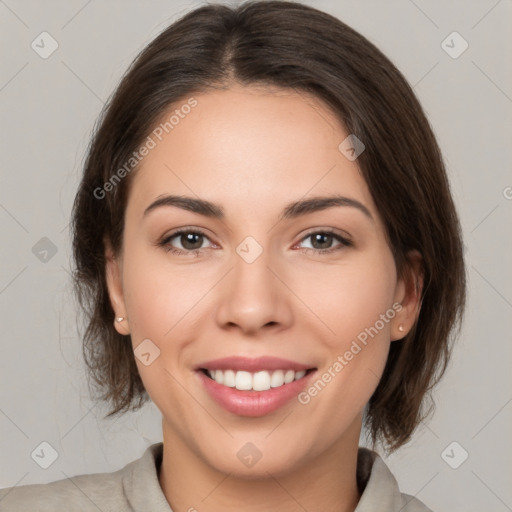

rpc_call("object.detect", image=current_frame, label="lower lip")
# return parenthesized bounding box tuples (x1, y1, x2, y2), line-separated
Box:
(196, 370, 316, 417)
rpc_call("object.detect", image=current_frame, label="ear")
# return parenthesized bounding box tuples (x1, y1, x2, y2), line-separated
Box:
(391, 250, 424, 341)
(104, 237, 130, 336)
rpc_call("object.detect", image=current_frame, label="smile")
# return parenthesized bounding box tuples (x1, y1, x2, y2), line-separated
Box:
(195, 356, 317, 416)
(202, 368, 311, 391)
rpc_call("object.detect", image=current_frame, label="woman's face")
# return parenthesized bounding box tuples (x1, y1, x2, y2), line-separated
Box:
(106, 83, 414, 477)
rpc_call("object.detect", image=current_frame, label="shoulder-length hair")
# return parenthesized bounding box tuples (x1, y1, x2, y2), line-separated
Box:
(71, 0, 466, 452)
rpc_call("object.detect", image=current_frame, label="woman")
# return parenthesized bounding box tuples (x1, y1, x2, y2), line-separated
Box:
(0, 1, 465, 511)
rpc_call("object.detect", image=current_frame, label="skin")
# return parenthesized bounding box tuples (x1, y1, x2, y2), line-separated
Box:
(105, 83, 423, 512)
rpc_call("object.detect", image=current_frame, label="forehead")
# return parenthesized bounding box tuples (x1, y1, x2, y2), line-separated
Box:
(127, 84, 378, 223)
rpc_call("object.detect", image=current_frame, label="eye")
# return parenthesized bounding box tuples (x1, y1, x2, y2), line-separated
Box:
(296, 230, 352, 254)
(157, 228, 352, 257)
(158, 228, 213, 256)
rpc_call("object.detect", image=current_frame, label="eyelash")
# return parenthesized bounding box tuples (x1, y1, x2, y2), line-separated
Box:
(157, 227, 353, 256)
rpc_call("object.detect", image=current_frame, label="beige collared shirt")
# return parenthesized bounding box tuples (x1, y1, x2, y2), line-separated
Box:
(0, 443, 432, 511)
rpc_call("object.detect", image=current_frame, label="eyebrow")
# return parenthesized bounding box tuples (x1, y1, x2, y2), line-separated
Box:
(143, 194, 373, 222)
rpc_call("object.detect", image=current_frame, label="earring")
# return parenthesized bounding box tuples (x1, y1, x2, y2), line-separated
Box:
(398, 324, 405, 332)
(116, 317, 125, 323)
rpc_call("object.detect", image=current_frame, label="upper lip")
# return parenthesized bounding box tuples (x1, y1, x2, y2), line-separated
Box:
(196, 356, 316, 373)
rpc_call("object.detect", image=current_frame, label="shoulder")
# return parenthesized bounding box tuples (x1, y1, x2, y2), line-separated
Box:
(0, 443, 166, 512)
(356, 447, 434, 512)
(398, 492, 435, 512)
(0, 468, 126, 512)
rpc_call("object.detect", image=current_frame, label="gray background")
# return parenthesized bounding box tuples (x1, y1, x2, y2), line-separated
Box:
(1, 0, 511, 510)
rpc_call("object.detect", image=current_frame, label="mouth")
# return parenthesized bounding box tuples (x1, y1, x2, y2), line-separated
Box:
(194, 356, 317, 416)
(199, 367, 316, 391)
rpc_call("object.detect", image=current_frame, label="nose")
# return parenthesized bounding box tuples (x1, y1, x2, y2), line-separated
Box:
(214, 245, 293, 336)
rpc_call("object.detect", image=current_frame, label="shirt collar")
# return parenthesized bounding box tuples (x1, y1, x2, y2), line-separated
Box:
(122, 442, 428, 512)
(354, 447, 402, 511)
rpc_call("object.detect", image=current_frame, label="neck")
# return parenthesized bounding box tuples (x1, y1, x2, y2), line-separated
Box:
(158, 419, 362, 512)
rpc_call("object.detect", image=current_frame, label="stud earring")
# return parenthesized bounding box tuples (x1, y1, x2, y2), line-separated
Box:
(398, 324, 405, 332)
(116, 317, 125, 323)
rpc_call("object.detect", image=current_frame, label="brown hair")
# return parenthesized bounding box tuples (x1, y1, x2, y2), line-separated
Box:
(71, 0, 466, 452)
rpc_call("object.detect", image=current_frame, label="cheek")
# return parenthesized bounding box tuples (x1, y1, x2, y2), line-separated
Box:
(295, 264, 395, 442)
(121, 242, 207, 340)
(302, 254, 396, 417)
(292, 252, 397, 347)
(119, 241, 221, 403)
(119, 246, 203, 412)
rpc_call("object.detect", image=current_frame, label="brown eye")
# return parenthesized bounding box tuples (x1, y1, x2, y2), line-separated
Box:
(310, 232, 334, 250)
(159, 229, 212, 255)
(297, 230, 352, 254)
(177, 232, 205, 250)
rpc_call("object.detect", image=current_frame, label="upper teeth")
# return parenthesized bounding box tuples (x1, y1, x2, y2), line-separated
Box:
(206, 369, 307, 391)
